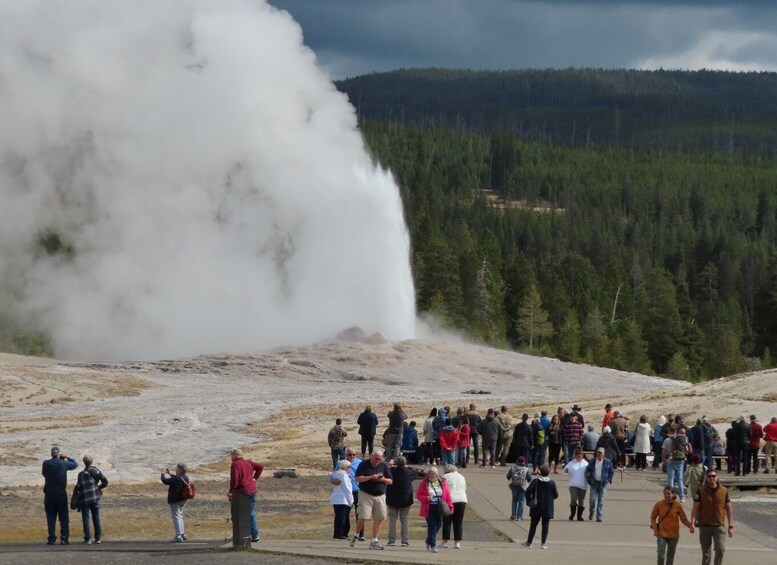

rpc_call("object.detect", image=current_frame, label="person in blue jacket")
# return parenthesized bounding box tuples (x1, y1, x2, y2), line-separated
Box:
(585, 447, 615, 522)
(42, 446, 78, 544)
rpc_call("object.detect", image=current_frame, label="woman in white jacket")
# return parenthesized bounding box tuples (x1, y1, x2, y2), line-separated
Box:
(441, 464, 467, 549)
(634, 415, 653, 470)
(330, 459, 354, 539)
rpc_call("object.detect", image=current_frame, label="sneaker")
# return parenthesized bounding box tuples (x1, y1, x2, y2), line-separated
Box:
(517, 516, 523, 521)
(95, 539, 102, 544)
(83, 540, 92, 545)
(589, 513, 594, 521)
(47, 540, 56, 545)
(386, 541, 396, 546)
(541, 543, 548, 549)
(401, 541, 410, 546)
(348, 535, 358, 547)
(181, 534, 187, 541)
(510, 515, 517, 521)
(61, 540, 70, 545)
(439, 542, 448, 549)
(369, 540, 384, 550)
(174, 535, 184, 543)
(454, 542, 461, 549)
(357, 535, 366, 541)
(680, 498, 686, 503)
(427, 545, 437, 553)
(491, 465, 496, 469)
(521, 541, 532, 548)
(251, 537, 260, 542)
(596, 517, 603, 522)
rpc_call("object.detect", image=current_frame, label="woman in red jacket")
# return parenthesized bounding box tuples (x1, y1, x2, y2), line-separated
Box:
(416, 467, 454, 553)
(439, 418, 459, 467)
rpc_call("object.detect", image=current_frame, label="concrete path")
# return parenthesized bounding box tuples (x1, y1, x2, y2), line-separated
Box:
(251, 464, 775, 564)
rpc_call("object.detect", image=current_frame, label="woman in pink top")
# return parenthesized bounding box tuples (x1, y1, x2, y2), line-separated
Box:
(457, 416, 471, 468)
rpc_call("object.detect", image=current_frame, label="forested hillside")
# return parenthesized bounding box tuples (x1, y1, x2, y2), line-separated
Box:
(338, 68, 777, 153)
(359, 118, 777, 379)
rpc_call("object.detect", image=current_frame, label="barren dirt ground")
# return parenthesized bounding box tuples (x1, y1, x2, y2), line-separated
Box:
(2, 335, 776, 540)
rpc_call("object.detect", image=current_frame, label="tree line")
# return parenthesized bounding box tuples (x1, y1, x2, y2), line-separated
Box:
(360, 119, 777, 379)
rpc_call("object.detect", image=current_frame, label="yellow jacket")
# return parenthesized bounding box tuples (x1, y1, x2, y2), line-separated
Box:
(650, 499, 692, 539)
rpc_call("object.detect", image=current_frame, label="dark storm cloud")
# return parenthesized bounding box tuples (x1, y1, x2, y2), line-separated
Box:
(268, 0, 777, 78)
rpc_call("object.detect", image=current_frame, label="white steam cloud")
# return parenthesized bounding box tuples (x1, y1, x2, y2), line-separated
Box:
(0, 0, 415, 361)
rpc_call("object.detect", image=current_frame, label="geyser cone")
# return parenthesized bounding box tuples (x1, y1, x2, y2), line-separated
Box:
(0, 0, 415, 361)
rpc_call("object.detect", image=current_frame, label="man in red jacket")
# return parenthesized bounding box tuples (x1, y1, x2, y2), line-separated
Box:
(763, 416, 777, 474)
(228, 448, 264, 546)
(748, 415, 764, 475)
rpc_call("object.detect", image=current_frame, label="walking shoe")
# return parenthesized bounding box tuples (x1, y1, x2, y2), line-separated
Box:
(386, 541, 395, 546)
(357, 535, 366, 541)
(61, 540, 70, 545)
(182, 534, 187, 541)
(95, 539, 102, 544)
(369, 540, 384, 550)
(348, 535, 358, 547)
(541, 543, 548, 549)
(596, 517, 603, 522)
(46, 540, 56, 545)
(173, 535, 184, 543)
(490, 465, 496, 468)
(454, 542, 461, 549)
(521, 541, 532, 548)
(401, 540, 410, 546)
(427, 545, 437, 553)
(83, 540, 92, 544)
(589, 512, 594, 520)
(439, 542, 448, 548)
(252, 537, 260, 542)
(510, 515, 517, 521)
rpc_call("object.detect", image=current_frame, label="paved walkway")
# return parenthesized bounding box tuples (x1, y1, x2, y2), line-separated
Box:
(252, 464, 775, 564)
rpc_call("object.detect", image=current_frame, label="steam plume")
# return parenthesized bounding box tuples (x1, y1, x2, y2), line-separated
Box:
(0, 0, 415, 361)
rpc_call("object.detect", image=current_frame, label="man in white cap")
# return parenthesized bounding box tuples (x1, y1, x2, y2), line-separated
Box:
(42, 447, 78, 544)
(585, 447, 614, 522)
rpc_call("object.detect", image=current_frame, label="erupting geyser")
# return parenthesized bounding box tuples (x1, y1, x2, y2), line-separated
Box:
(0, 0, 415, 361)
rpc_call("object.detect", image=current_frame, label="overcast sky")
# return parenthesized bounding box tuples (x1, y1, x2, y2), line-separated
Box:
(268, 0, 777, 79)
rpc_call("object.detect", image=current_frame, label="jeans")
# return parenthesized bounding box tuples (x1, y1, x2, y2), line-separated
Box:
(589, 480, 607, 519)
(457, 445, 469, 467)
(425, 504, 443, 548)
(441, 449, 456, 466)
(482, 443, 496, 466)
(385, 432, 402, 461)
(471, 434, 480, 464)
(652, 442, 663, 468)
(331, 448, 345, 470)
(387, 506, 410, 544)
(333, 504, 350, 538)
(666, 460, 685, 499)
(44, 491, 69, 542)
(704, 446, 714, 471)
(510, 487, 526, 518)
(249, 492, 259, 539)
(699, 525, 726, 565)
(360, 434, 374, 457)
(81, 501, 102, 541)
(442, 501, 466, 541)
(516, 446, 531, 466)
(737, 446, 748, 474)
(526, 515, 550, 544)
(657, 536, 678, 565)
(169, 500, 187, 537)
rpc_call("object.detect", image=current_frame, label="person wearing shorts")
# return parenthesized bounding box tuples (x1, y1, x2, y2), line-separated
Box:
(349, 449, 393, 550)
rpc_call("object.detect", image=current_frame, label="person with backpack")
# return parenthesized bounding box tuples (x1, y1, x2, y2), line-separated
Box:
(160, 463, 191, 543)
(74, 455, 108, 544)
(667, 429, 691, 502)
(563, 447, 589, 521)
(701, 416, 716, 470)
(507, 455, 532, 521)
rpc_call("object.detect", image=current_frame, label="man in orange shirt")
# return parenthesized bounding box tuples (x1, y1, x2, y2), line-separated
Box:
(602, 403, 615, 432)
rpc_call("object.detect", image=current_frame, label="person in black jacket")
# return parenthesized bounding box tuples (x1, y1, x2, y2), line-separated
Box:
(385, 456, 416, 546)
(521, 465, 559, 549)
(513, 413, 534, 466)
(357, 405, 379, 457)
(42, 447, 78, 545)
(596, 426, 620, 467)
(161, 463, 190, 543)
